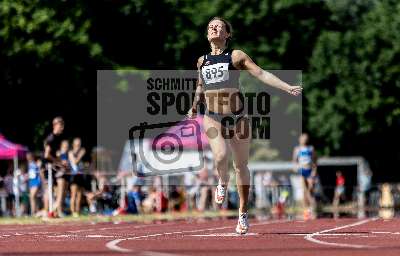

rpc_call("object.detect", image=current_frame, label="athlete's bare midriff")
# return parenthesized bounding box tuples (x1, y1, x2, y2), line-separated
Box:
(300, 162, 312, 170)
(204, 87, 242, 114)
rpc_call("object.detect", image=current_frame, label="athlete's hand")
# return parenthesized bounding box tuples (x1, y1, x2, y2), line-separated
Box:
(287, 85, 303, 96)
(186, 107, 197, 119)
(292, 164, 300, 173)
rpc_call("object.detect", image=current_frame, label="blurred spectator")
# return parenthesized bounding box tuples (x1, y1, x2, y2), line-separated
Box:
(254, 172, 266, 209)
(39, 162, 49, 217)
(43, 116, 66, 217)
(211, 167, 226, 209)
(312, 174, 328, 204)
(15, 167, 29, 216)
(142, 187, 158, 213)
(228, 181, 239, 210)
(153, 176, 168, 213)
(0, 176, 6, 216)
(127, 185, 145, 214)
(263, 172, 274, 208)
(168, 185, 185, 212)
(4, 168, 14, 216)
(333, 170, 346, 209)
(85, 169, 113, 215)
(27, 153, 41, 216)
(379, 183, 394, 219)
(54, 139, 69, 217)
(277, 174, 292, 206)
(184, 171, 197, 211)
(273, 175, 290, 219)
(115, 152, 146, 215)
(68, 137, 86, 217)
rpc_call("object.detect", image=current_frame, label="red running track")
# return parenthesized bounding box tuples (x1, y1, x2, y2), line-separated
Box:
(0, 217, 400, 255)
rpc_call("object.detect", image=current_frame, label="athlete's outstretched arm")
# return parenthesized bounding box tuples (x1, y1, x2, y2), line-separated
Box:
(187, 56, 205, 118)
(232, 50, 302, 96)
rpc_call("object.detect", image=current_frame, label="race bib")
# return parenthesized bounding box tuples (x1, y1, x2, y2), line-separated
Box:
(28, 168, 37, 179)
(202, 63, 229, 85)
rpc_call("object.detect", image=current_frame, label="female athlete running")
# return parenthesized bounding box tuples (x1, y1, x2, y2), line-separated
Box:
(187, 17, 302, 234)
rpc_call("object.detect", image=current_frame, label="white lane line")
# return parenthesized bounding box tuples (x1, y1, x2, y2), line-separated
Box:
(371, 231, 400, 235)
(106, 219, 289, 253)
(141, 251, 185, 256)
(304, 218, 379, 249)
(86, 235, 120, 238)
(106, 239, 131, 253)
(0, 221, 178, 238)
(48, 234, 77, 238)
(68, 222, 178, 233)
(190, 232, 259, 237)
(291, 233, 370, 236)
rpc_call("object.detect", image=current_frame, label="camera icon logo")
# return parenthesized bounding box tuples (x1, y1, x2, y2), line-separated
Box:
(129, 119, 204, 176)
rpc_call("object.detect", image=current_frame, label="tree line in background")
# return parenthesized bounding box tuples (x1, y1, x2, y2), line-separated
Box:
(1, 0, 399, 181)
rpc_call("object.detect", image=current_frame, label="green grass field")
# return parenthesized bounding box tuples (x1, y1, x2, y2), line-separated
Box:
(0, 210, 239, 225)
(0, 204, 368, 225)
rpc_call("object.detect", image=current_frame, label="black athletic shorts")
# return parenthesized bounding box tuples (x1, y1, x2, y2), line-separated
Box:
(70, 174, 85, 187)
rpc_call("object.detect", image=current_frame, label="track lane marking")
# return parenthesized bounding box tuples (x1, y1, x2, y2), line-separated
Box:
(67, 222, 178, 233)
(371, 231, 400, 235)
(106, 219, 290, 253)
(291, 233, 370, 236)
(141, 252, 186, 256)
(304, 217, 379, 249)
(189, 232, 259, 237)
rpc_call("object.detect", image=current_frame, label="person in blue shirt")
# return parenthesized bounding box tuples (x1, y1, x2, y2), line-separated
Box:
(27, 152, 41, 215)
(292, 133, 317, 219)
(127, 185, 145, 214)
(68, 137, 86, 217)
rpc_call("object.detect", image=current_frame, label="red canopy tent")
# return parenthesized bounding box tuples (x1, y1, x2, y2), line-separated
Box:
(0, 134, 28, 217)
(0, 134, 28, 160)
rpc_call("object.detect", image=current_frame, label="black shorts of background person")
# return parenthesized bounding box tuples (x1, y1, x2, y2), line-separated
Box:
(70, 173, 85, 187)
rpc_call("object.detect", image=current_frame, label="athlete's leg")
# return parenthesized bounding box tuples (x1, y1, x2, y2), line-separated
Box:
(70, 183, 77, 213)
(203, 115, 230, 185)
(86, 192, 96, 214)
(76, 186, 82, 213)
(333, 187, 340, 207)
(29, 186, 38, 215)
(42, 182, 49, 213)
(302, 175, 316, 219)
(302, 177, 311, 208)
(198, 186, 208, 211)
(54, 178, 65, 216)
(229, 117, 251, 214)
(306, 177, 316, 208)
(332, 187, 340, 218)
